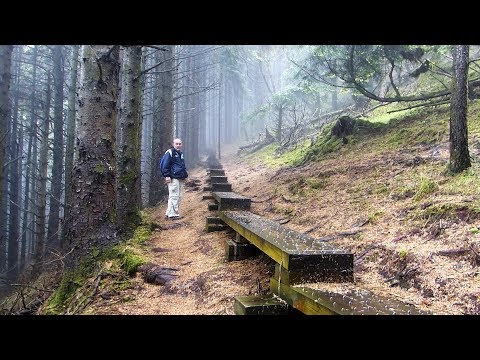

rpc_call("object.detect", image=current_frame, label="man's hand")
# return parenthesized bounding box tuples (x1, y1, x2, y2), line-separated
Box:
(165, 176, 171, 183)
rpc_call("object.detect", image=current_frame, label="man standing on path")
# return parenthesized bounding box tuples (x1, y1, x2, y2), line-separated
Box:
(160, 138, 188, 220)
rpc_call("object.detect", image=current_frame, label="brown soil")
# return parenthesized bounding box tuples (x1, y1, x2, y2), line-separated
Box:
(89, 143, 480, 315)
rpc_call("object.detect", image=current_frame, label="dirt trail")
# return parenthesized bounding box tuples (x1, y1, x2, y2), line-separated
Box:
(89, 142, 480, 315)
(91, 148, 273, 315)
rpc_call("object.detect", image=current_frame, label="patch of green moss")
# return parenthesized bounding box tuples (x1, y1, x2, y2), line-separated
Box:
(43, 257, 97, 314)
(94, 164, 105, 174)
(105, 245, 145, 275)
(410, 203, 480, 222)
(43, 218, 150, 314)
(444, 165, 480, 196)
(414, 176, 439, 200)
(368, 209, 384, 224)
(306, 177, 329, 190)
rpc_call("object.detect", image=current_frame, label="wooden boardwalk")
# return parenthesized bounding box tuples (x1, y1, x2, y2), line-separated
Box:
(203, 165, 429, 315)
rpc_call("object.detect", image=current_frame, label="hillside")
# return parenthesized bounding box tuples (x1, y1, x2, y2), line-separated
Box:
(24, 101, 480, 315)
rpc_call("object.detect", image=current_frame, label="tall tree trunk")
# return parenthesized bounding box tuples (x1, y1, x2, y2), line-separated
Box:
(117, 45, 142, 232)
(190, 55, 199, 166)
(66, 45, 120, 264)
(32, 72, 51, 276)
(7, 47, 21, 278)
(449, 45, 471, 173)
(47, 45, 65, 246)
(0, 45, 13, 277)
(217, 71, 222, 159)
(61, 45, 79, 247)
(149, 46, 173, 206)
(0, 45, 12, 209)
(17, 122, 24, 269)
(22, 46, 38, 264)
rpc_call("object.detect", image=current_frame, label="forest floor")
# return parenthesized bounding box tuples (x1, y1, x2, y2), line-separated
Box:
(87, 146, 275, 315)
(85, 137, 480, 315)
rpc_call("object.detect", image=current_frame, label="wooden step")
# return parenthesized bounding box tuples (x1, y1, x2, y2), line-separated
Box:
(207, 168, 225, 176)
(219, 210, 353, 282)
(208, 203, 218, 211)
(213, 191, 251, 211)
(270, 278, 430, 315)
(234, 294, 288, 315)
(225, 238, 257, 260)
(211, 183, 232, 192)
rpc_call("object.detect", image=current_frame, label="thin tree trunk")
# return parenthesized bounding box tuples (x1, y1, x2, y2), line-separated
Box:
(32, 72, 51, 276)
(117, 45, 142, 232)
(66, 45, 120, 264)
(61, 45, 79, 247)
(0, 45, 13, 278)
(449, 45, 471, 173)
(7, 47, 21, 278)
(149, 46, 173, 206)
(47, 45, 64, 246)
(22, 46, 38, 265)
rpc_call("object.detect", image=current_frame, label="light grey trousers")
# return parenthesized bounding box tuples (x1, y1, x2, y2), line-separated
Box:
(166, 178, 185, 217)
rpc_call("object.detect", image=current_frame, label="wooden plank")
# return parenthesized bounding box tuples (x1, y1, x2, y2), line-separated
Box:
(207, 169, 225, 176)
(219, 212, 288, 265)
(206, 224, 226, 233)
(219, 210, 352, 273)
(274, 263, 353, 285)
(206, 217, 225, 225)
(207, 176, 228, 183)
(270, 278, 430, 315)
(213, 191, 251, 210)
(270, 278, 336, 315)
(208, 203, 218, 211)
(211, 183, 232, 192)
(234, 294, 288, 315)
(225, 239, 257, 260)
(202, 194, 214, 200)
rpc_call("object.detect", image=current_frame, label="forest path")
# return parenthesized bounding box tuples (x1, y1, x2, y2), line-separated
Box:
(90, 146, 273, 315)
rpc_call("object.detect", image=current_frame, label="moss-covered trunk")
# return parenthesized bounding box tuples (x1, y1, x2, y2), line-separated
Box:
(66, 45, 120, 263)
(449, 45, 471, 173)
(117, 45, 142, 232)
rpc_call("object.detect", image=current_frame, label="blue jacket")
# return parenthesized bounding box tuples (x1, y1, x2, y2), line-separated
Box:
(160, 147, 188, 179)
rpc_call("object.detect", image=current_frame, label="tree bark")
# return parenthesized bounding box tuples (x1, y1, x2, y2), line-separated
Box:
(449, 45, 471, 173)
(22, 46, 38, 265)
(66, 45, 120, 264)
(61, 45, 79, 247)
(117, 45, 142, 232)
(149, 45, 173, 206)
(0, 45, 13, 276)
(0, 45, 13, 226)
(7, 46, 21, 278)
(47, 45, 65, 246)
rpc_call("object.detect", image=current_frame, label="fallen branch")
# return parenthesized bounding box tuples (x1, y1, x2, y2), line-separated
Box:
(305, 224, 321, 233)
(316, 229, 363, 242)
(354, 244, 377, 265)
(251, 195, 276, 203)
(434, 248, 471, 257)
